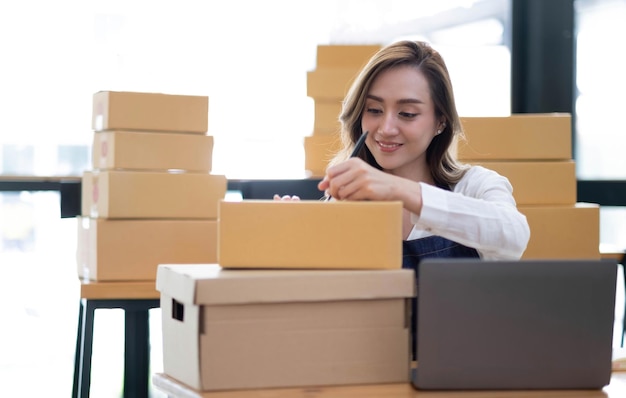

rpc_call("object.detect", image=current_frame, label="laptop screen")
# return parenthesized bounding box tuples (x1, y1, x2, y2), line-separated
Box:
(413, 258, 617, 390)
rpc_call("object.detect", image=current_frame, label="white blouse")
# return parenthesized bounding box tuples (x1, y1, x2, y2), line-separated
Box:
(409, 165, 531, 260)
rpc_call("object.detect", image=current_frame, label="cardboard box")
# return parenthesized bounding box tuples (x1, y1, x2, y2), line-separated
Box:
(475, 161, 576, 205)
(519, 203, 600, 259)
(304, 134, 342, 177)
(315, 45, 381, 69)
(92, 131, 214, 172)
(157, 264, 414, 391)
(81, 171, 93, 217)
(313, 100, 342, 133)
(458, 114, 572, 160)
(92, 91, 209, 133)
(77, 217, 218, 281)
(307, 69, 360, 100)
(82, 170, 226, 219)
(218, 200, 403, 269)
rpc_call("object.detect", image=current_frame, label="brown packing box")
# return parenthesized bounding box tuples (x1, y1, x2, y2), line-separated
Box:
(92, 91, 209, 133)
(307, 69, 360, 100)
(77, 217, 218, 281)
(83, 170, 226, 219)
(81, 171, 93, 217)
(304, 134, 341, 177)
(218, 200, 402, 269)
(475, 161, 576, 205)
(458, 114, 572, 160)
(157, 264, 414, 391)
(519, 203, 600, 259)
(313, 100, 342, 133)
(92, 131, 214, 172)
(315, 45, 381, 68)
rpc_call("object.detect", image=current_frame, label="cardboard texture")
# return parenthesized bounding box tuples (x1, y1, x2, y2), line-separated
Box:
(92, 131, 214, 172)
(81, 171, 93, 217)
(304, 134, 342, 177)
(313, 100, 342, 132)
(315, 45, 382, 68)
(218, 200, 403, 269)
(458, 114, 572, 160)
(92, 91, 209, 133)
(519, 203, 600, 259)
(77, 217, 218, 281)
(83, 170, 226, 219)
(475, 161, 576, 205)
(157, 264, 414, 391)
(307, 69, 360, 100)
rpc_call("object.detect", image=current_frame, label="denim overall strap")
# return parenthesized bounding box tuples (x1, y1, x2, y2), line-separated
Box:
(402, 235, 480, 360)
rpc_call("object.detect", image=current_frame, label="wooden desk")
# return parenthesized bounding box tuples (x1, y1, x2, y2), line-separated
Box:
(73, 280, 160, 398)
(152, 372, 626, 398)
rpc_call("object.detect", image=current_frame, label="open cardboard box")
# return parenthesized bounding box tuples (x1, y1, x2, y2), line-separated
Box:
(157, 264, 415, 391)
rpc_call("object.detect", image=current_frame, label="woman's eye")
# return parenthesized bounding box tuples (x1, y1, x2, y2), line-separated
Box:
(399, 112, 418, 118)
(366, 108, 383, 114)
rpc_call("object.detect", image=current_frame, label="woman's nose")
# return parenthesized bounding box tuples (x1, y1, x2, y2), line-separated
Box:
(379, 113, 399, 135)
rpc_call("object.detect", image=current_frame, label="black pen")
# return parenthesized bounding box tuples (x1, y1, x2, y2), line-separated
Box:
(350, 130, 369, 158)
(324, 131, 369, 201)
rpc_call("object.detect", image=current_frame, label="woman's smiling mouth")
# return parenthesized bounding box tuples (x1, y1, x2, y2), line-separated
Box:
(377, 140, 402, 152)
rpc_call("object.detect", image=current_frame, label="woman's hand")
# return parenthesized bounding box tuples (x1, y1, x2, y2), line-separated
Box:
(317, 157, 424, 215)
(317, 158, 402, 201)
(273, 194, 300, 201)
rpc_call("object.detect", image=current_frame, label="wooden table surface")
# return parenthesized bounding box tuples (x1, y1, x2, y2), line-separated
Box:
(79, 279, 159, 300)
(152, 372, 626, 398)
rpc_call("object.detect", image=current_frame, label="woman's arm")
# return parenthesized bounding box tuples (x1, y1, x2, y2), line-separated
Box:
(412, 166, 530, 259)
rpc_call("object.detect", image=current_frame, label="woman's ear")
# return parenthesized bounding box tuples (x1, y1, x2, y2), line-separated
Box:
(438, 120, 447, 132)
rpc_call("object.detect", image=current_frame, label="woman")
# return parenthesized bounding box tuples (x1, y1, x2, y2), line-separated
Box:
(277, 40, 530, 356)
(280, 40, 530, 264)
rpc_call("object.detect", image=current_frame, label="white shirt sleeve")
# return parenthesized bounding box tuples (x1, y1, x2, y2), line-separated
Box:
(409, 165, 530, 260)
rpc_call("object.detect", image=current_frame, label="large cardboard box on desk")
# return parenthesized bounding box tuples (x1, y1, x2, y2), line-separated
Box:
(218, 200, 403, 269)
(519, 203, 600, 259)
(92, 91, 209, 133)
(77, 217, 218, 281)
(92, 130, 214, 172)
(458, 114, 572, 160)
(82, 170, 226, 219)
(156, 264, 414, 391)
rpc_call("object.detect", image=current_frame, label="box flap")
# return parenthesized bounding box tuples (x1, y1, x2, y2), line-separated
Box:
(156, 264, 415, 305)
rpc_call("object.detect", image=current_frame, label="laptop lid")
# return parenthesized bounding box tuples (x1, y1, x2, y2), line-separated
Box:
(412, 258, 617, 390)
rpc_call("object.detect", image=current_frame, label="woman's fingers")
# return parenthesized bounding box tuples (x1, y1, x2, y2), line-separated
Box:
(273, 194, 300, 201)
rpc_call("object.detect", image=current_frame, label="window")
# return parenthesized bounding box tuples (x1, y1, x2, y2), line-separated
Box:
(575, 0, 626, 247)
(1, 0, 510, 179)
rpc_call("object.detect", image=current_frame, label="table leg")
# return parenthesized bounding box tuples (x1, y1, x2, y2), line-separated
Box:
(72, 301, 83, 398)
(622, 259, 626, 347)
(123, 308, 150, 398)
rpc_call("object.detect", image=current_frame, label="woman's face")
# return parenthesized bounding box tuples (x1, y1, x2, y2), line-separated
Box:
(361, 65, 441, 181)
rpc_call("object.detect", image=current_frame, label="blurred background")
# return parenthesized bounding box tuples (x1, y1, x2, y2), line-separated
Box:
(1, 0, 625, 396)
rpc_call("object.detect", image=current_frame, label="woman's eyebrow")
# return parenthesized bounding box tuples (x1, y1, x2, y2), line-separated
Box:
(366, 94, 424, 105)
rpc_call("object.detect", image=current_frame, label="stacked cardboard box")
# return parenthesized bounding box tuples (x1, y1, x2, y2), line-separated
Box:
(156, 199, 415, 391)
(77, 91, 227, 281)
(458, 113, 600, 259)
(305, 45, 382, 176)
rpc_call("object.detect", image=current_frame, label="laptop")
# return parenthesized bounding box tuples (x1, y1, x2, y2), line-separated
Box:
(411, 258, 618, 390)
